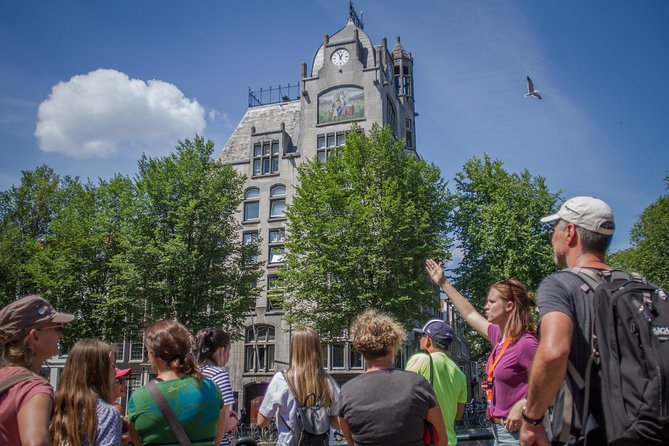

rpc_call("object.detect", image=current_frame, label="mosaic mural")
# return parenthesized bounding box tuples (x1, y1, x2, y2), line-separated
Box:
(318, 86, 364, 124)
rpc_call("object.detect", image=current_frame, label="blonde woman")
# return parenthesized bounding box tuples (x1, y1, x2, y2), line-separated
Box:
(0, 295, 73, 445)
(257, 327, 340, 446)
(338, 309, 447, 446)
(51, 339, 121, 446)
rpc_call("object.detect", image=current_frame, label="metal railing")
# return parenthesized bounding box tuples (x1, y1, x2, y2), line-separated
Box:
(248, 84, 300, 108)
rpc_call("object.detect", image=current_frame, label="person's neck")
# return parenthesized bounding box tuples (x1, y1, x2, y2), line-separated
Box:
(567, 251, 611, 270)
(7, 361, 43, 374)
(424, 346, 445, 354)
(499, 320, 509, 342)
(156, 370, 180, 381)
(365, 354, 395, 372)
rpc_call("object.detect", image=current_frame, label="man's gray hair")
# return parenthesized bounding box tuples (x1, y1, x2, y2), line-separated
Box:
(557, 220, 613, 253)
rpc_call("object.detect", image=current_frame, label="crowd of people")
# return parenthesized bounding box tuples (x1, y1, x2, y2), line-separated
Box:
(0, 196, 657, 446)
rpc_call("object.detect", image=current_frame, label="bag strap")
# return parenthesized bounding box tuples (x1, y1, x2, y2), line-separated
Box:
(147, 380, 192, 446)
(562, 268, 614, 438)
(420, 350, 434, 386)
(0, 372, 40, 395)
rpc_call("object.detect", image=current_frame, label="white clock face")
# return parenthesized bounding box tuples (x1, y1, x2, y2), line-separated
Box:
(331, 49, 350, 67)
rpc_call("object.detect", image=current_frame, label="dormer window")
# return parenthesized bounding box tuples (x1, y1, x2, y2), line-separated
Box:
(253, 140, 280, 176)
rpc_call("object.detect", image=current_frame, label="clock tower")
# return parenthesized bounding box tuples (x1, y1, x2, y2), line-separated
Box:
(216, 6, 472, 425)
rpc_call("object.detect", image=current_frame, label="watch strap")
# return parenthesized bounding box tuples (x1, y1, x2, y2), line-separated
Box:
(522, 407, 544, 425)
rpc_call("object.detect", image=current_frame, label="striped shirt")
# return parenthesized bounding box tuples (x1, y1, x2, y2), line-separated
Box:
(201, 364, 235, 446)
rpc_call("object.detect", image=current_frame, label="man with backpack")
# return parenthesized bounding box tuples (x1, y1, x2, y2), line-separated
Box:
(520, 196, 669, 446)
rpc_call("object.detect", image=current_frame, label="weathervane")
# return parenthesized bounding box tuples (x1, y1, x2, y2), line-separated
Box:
(349, 0, 364, 29)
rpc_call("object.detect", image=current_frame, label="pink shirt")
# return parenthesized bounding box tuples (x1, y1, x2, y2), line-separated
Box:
(486, 324, 537, 417)
(0, 366, 54, 444)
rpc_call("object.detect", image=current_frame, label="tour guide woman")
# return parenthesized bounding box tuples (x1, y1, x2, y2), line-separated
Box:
(426, 259, 539, 446)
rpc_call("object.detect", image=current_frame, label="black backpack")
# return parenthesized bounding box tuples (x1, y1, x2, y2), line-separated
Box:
(563, 268, 669, 445)
(280, 371, 331, 446)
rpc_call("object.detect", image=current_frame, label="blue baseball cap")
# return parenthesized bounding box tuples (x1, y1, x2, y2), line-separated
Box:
(413, 319, 453, 345)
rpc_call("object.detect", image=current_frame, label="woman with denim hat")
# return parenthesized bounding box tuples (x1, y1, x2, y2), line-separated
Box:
(0, 294, 74, 445)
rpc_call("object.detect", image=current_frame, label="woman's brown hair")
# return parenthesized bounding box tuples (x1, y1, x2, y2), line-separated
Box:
(145, 319, 200, 381)
(195, 327, 231, 364)
(51, 339, 115, 446)
(490, 278, 536, 340)
(286, 327, 333, 407)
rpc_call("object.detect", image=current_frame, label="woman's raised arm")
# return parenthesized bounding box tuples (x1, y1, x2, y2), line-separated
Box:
(425, 258, 490, 340)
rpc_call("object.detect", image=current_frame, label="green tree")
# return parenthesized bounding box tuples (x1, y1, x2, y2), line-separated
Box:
(609, 176, 669, 289)
(279, 125, 451, 338)
(25, 175, 137, 342)
(0, 165, 63, 305)
(448, 155, 560, 357)
(116, 136, 261, 334)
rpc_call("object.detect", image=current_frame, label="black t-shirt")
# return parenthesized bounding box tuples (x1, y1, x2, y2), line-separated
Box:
(339, 368, 436, 446)
(537, 270, 614, 446)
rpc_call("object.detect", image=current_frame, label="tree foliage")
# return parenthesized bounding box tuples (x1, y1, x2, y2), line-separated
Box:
(448, 155, 561, 357)
(116, 136, 261, 334)
(279, 125, 451, 339)
(0, 136, 260, 341)
(0, 165, 64, 304)
(609, 176, 669, 289)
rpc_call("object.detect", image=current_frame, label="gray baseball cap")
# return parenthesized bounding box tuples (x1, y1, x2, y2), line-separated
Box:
(540, 196, 615, 235)
(0, 295, 74, 344)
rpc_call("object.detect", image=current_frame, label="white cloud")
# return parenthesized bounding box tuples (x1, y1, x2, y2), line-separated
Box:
(207, 109, 232, 129)
(35, 69, 206, 158)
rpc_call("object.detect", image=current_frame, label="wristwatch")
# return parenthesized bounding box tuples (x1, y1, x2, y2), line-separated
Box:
(521, 407, 544, 425)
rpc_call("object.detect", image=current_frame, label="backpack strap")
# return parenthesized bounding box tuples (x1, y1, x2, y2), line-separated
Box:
(0, 372, 40, 396)
(420, 350, 434, 386)
(562, 268, 615, 438)
(147, 380, 192, 446)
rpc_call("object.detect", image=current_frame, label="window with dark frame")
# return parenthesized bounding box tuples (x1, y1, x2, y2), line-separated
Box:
(268, 228, 285, 264)
(266, 275, 282, 311)
(244, 325, 276, 372)
(253, 140, 280, 176)
(405, 118, 413, 149)
(269, 185, 286, 219)
(316, 130, 348, 162)
(243, 188, 260, 221)
(242, 230, 259, 263)
(330, 343, 345, 369)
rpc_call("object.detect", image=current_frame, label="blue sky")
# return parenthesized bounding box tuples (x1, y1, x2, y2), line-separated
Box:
(1, 1, 667, 253)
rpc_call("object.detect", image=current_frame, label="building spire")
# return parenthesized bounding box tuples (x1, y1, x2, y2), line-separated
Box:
(348, 0, 364, 29)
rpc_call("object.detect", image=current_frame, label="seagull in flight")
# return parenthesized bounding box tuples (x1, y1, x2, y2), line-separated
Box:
(525, 76, 542, 100)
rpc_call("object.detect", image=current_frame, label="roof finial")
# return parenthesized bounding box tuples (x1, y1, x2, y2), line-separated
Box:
(349, 0, 364, 29)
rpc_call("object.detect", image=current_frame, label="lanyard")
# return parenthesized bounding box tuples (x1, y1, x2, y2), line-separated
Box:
(486, 337, 511, 401)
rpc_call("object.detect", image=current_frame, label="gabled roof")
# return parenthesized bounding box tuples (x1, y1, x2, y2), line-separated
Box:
(217, 101, 301, 164)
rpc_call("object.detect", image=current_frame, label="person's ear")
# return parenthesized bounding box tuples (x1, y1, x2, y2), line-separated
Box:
(28, 328, 40, 342)
(505, 300, 515, 312)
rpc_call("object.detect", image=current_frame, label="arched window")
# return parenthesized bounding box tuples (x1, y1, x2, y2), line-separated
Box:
(269, 185, 286, 219)
(243, 188, 260, 221)
(244, 325, 275, 372)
